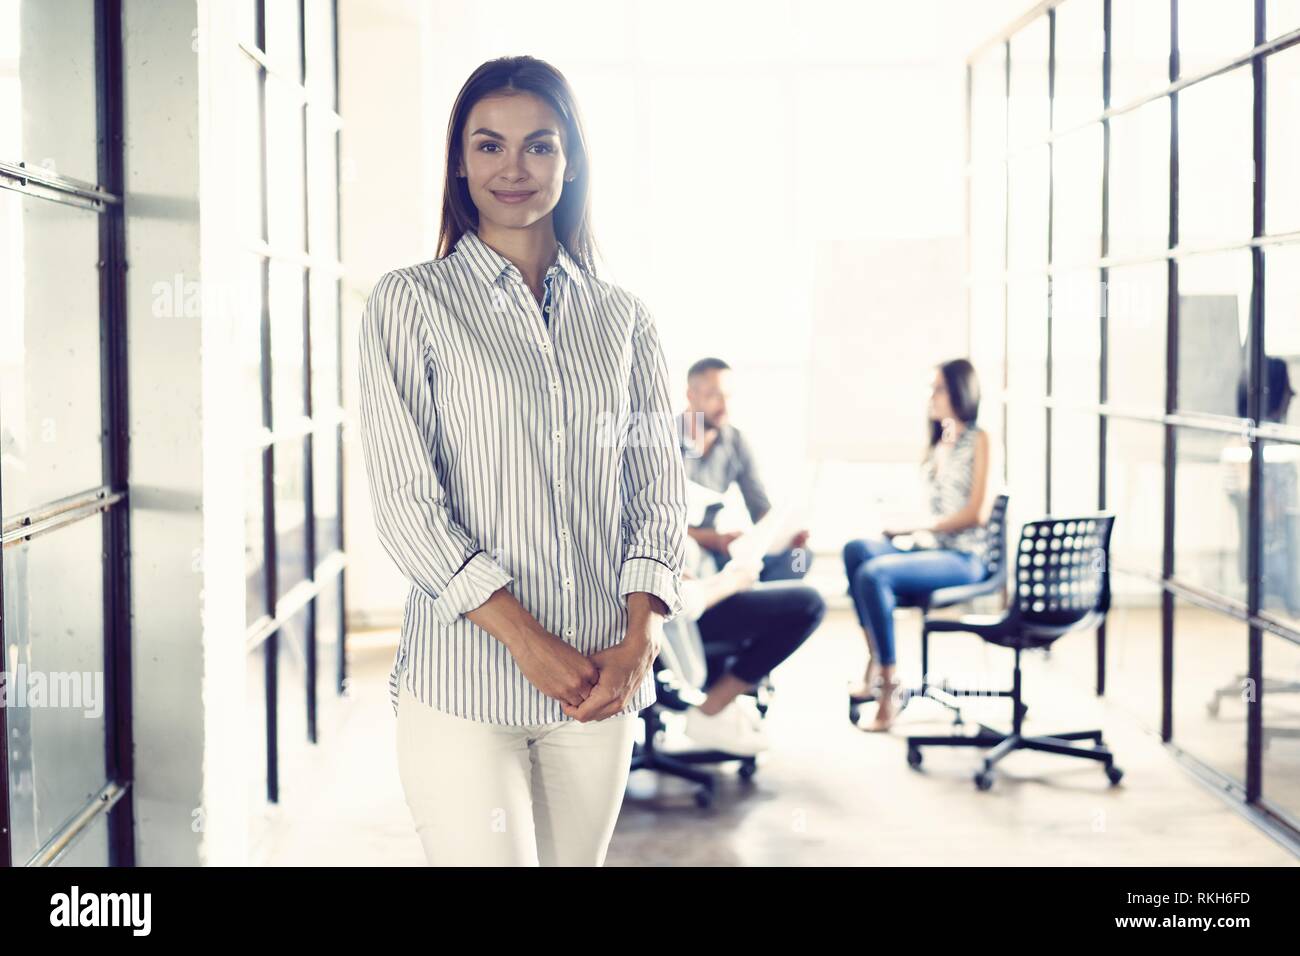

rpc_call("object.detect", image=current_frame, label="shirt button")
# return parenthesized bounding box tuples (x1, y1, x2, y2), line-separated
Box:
(552, 430, 562, 442)
(564, 627, 574, 637)
(563, 578, 574, 590)
(559, 529, 568, 538)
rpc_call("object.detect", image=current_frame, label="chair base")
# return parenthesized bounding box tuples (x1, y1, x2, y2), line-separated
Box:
(629, 706, 761, 808)
(906, 725, 1124, 791)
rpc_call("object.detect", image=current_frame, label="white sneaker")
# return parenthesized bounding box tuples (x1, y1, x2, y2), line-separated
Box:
(731, 695, 765, 730)
(684, 701, 769, 756)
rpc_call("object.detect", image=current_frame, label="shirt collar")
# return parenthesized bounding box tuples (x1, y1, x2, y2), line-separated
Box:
(453, 229, 584, 290)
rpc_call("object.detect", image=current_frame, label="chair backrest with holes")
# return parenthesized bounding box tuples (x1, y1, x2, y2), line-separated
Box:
(1011, 514, 1116, 633)
(984, 493, 1010, 584)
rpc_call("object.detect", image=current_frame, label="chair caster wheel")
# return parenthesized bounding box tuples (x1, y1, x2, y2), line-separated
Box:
(848, 701, 862, 724)
(907, 747, 922, 769)
(1206, 699, 1220, 718)
(694, 787, 714, 808)
(739, 760, 757, 780)
(1106, 765, 1124, 786)
(974, 771, 994, 791)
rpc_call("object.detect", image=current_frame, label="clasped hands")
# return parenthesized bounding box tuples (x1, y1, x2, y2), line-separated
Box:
(502, 592, 665, 723)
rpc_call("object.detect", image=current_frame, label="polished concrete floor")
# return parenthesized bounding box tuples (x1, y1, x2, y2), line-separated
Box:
(259, 601, 1299, 866)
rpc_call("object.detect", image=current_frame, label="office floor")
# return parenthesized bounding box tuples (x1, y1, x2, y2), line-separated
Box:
(259, 600, 1299, 867)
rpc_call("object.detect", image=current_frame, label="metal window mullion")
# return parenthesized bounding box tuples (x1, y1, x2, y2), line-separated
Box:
(1045, 7, 1056, 517)
(1161, 0, 1179, 745)
(1245, 0, 1267, 805)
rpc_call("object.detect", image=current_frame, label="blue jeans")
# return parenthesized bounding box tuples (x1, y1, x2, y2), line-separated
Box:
(842, 537, 986, 666)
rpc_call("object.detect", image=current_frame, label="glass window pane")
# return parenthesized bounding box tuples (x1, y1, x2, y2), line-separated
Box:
(1050, 408, 1099, 512)
(1106, 261, 1167, 411)
(241, 252, 267, 435)
(1178, 0, 1256, 80)
(263, 0, 303, 84)
(1007, 276, 1048, 526)
(1007, 401, 1047, 528)
(247, 450, 268, 625)
(970, 164, 1006, 278)
(1008, 17, 1050, 150)
(1173, 598, 1246, 787)
(313, 424, 340, 559)
(265, 73, 305, 254)
(971, 44, 1007, 165)
(1176, 249, 1252, 419)
(1008, 276, 1048, 401)
(1108, 96, 1170, 259)
(1264, 245, 1300, 433)
(275, 437, 308, 600)
(0, 191, 104, 517)
(0, 1, 98, 182)
(50, 809, 109, 865)
(1105, 417, 1166, 572)
(1052, 0, 1104, 129)
(275, 606, 311, 785)
(970, 280, 1005, 394)
(235, 56, 264, 243)
(1260, 441, 1300, 629)
(309, 270, 340, 414)
(1051, 269, 1101, 405)
(1050, 123, 1102, 266)
(306, 107, 338, 259)
(1008, 144, 1049, 270)
(1177, 67, 1254, 249)
(304, 0, 336, 105)
(270, 260, 306, 426)
(234, 0, 260, 50)
(314, 574, 347, 725)
(1111, 0, 1171, 106)
(1104, 576, 1165, 732)
(1175, 426, 1248, 604)
(1262, 632, 1300, 823)
(1268, 0, 1300, 38)
(1266, 46, 1300, 236)
(3, 513, 108, 866)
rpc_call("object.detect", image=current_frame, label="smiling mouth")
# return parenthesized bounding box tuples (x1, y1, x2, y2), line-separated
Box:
(492, 190, 536, 202)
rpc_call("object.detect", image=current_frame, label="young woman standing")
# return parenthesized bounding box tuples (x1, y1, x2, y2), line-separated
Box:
(358, 56, 687, 866)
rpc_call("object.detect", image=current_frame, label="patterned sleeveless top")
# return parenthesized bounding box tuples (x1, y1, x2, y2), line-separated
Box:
(922, 424, 988, 563)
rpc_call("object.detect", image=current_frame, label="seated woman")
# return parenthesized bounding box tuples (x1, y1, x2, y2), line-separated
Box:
(674, 533, 827, 756)
(842, 358, 993, 732)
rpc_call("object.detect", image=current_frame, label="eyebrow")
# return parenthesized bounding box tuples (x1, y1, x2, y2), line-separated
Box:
(469, 128, 559, 142)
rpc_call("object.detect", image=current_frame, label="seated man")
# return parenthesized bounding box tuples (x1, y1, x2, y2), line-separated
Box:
(678, 357, 811, 580)
(675, 533, 827, 756)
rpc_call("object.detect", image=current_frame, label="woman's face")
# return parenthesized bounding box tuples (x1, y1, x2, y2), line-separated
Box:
(459, 91, 574, 232)
(927, 369, 955, 422)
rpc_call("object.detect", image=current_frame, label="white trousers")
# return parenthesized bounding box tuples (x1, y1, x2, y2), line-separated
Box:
(395, 678, 639, 866)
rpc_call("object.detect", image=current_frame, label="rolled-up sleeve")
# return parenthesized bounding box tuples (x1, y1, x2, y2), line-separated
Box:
(618, 296, 688, 622)
(357, 269, 512, 625)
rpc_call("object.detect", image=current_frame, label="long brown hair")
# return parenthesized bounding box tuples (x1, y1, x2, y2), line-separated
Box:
(929, 358, 981, 446)
(435, 56, 600, 275)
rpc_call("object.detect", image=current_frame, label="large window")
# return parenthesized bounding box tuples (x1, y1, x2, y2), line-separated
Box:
(0, 0, 130, 866)
(235, 0, 345, 836)
(967, 0, 1300, 838)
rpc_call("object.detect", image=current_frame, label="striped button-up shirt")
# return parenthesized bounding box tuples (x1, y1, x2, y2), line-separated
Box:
(357, 228, 688, 725)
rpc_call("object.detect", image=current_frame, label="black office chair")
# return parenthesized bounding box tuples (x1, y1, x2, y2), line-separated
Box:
(630, 616, 771, 808)
(848, 493, 1010, 726)
(905, 514, 1124, 791)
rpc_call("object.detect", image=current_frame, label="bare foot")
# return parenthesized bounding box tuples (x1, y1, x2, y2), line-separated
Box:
(847, 662, 882, 700)
(862, 676, 903, 732)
